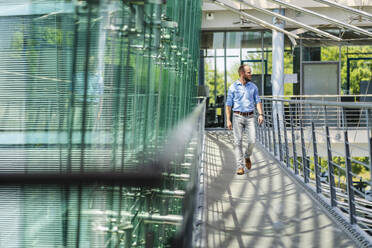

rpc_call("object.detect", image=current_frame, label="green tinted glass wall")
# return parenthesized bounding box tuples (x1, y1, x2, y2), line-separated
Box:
(0, 0, 202, 247)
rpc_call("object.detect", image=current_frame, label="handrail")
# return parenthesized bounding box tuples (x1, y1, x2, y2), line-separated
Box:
(257, 97, 372, 246)
(262, 97, 372, 109)
(263, 94, 372, 98)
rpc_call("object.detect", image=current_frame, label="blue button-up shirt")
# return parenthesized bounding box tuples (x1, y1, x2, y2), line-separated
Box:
(226, 80, 261, 112)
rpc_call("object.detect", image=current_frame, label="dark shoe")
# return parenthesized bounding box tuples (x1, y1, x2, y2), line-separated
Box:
(236, 168, 244, 175)
(245, 157, 252, 170)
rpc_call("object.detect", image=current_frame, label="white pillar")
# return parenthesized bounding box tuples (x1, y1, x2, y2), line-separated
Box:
(272, 8, 285, 98)
(272, 9, 285, 157)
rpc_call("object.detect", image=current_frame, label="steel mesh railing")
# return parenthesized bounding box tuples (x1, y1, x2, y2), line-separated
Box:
(257, 96, 372, 245)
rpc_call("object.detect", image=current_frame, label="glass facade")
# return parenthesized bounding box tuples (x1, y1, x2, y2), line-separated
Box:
(202, 30, 372, 128)
(0, 0, 202, 247)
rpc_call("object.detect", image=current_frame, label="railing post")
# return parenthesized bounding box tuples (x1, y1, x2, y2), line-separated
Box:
(324, 106, 336, 207)
(366, 109, 372, 190)
(289, 104, 298, 174)
(256, 111, 261, 143)
(311, 121, 321, 193)
(263, 100, 268, 149)
(344, 130, 356, 224)
(282, 105, 290, 167)
(259, 113, 263, 144)
(266, 101, 272, 152)
(277, 112, 283, 162)
(263, 116, 268, 149)
(310, 104, 321, 194)
(343, 109, 356, 224)
(300, 105, 309, 183)
(271, 100, 277, 157)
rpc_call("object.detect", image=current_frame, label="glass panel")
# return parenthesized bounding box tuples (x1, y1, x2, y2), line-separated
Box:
(341, 45, 372, 95)
(0, 0, 203, 247)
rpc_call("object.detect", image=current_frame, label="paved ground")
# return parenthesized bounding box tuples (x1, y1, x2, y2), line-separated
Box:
(204, 131, 356, 248)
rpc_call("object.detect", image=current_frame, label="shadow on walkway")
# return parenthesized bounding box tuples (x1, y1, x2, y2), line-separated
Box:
(204, 131, 355, 248)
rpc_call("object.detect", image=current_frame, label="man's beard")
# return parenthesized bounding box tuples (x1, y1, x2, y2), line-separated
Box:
(244, 76, 251, 81)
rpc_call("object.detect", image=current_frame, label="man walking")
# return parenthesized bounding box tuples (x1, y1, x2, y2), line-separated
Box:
(226, 65, 264, 175)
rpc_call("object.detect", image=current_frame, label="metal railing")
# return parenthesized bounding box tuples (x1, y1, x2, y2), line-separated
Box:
(256, 97, 372, 246)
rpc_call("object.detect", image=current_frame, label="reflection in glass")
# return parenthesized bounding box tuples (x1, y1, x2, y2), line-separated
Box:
(0, 0, 203, 247)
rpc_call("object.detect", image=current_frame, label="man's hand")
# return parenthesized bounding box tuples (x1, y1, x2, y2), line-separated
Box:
(227, 120, 233, 130)
(258, 115, 264, 125)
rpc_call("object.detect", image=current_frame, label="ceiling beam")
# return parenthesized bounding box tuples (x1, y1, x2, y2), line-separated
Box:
(312, 0, 372, 21)
(232, 0, 341, 41)
(212, 0, 300, 39)
(266, 0, 372, 37)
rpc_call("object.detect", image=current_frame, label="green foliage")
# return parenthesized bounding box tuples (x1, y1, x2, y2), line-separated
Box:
(10, 31, 24, 56)
(321, 46, 372, 94)
(40, 27, 63, 45)
(351, 157, 369, 175)
(294, 156, 369, 185)
(284, 83, 293, 95)
(205, 63, 225, 104)
(332, 156, 346, 177)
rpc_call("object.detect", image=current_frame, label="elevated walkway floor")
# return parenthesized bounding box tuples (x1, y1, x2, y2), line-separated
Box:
(203, 130, 357, 248)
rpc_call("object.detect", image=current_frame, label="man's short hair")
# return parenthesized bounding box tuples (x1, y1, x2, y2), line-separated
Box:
(238, 65, 247, 75)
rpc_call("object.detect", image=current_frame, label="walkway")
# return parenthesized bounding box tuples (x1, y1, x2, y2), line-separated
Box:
(203, 130, 357, 248)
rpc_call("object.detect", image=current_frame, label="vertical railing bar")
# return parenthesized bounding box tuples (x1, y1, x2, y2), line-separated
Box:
(310, 104, 321, 194)
(271, 100, 277, 157)
(324, 105, 337, 207)
(266, 101, 272, 152)
(263, 100, 268, 149)
(290, 104, 298, 174)
(277, 111, 283, 162)
(300, 104, 309, 183)
(258, 111, 263, 144)
(283, 104, 290, 168)
(342, 108, 356, 224)
(256, 112, 261, 143)
(260, 116, 265, 146)
(367, 109, 372, 192)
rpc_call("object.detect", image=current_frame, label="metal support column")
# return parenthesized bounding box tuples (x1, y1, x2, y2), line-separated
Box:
(272, 8, 285, 98)
(272, 8, 285, 157)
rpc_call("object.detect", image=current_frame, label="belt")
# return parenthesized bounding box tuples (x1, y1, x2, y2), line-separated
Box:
(234, 111, 254, 117)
